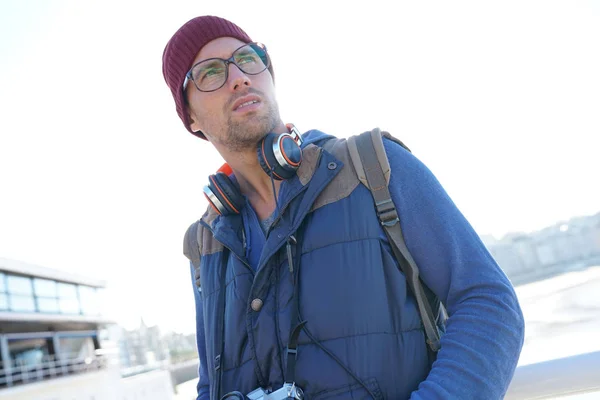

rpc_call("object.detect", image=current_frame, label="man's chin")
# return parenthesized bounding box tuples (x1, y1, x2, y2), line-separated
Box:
(231, 117, 275, 136)
(226, 106, 279, 146)
(224, 126, 268, 152)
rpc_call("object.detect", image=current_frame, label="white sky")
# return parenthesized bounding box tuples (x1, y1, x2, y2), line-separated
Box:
(0, 0, 598, 334)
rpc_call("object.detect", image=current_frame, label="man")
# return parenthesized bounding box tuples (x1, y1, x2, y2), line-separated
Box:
(162, 16, 524, 400)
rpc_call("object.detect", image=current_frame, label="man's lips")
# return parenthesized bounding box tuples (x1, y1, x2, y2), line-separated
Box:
(231, 95, 262, 112)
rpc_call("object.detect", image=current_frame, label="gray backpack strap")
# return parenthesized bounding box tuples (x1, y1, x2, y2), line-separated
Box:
(183, 221, 202, 288)
(347, 128, 443, 353)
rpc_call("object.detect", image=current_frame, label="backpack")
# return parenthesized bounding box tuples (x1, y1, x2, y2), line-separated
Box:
(347, 128, 447, 354)
(184, 128, 447, 354)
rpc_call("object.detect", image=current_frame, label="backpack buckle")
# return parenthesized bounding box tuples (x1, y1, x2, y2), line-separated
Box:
(375, 199, 399, 227)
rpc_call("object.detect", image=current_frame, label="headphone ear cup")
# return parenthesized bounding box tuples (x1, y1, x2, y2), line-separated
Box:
(204, 172, 244, 215)
(257, 133, 278, 177)
(257, 133, 302, 180)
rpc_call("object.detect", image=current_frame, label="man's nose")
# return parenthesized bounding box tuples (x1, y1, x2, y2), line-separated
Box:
(227, 63, 251, 91)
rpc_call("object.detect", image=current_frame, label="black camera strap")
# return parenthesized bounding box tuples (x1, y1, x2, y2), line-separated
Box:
(283, 224, 378, 399)
(285, 234, 306, 385)
(214, 250, 229, 400)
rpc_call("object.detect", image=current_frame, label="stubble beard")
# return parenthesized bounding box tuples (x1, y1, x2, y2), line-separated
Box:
(222, 99, 281, 153)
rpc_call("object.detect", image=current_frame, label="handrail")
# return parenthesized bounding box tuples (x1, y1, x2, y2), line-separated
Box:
(0, 353, 108, 388)
(506, 351, 600, 399)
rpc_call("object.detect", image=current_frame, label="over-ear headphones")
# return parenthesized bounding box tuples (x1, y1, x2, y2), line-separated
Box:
(203, 124, 303, 216)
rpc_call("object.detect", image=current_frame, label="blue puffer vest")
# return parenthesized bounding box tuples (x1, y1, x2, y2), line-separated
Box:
(185, 133, 431, 400)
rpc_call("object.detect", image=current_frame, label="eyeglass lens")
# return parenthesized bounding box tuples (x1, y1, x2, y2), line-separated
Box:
(191, 43, 268, 92)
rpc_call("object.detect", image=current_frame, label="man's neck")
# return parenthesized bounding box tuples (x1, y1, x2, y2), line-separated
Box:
(216, 123, 290, 220)
(226, 149, 282, 220)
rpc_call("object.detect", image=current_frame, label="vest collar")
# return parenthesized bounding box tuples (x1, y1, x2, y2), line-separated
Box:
(203, 143, 341, 265)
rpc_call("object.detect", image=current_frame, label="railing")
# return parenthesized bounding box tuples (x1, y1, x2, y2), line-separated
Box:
(3, 349, 597, 398)
(0, 352, 108, 388)
(506, 351, 600, 399)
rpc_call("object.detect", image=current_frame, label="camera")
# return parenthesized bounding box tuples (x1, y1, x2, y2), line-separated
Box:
(221, 383, 304, 400)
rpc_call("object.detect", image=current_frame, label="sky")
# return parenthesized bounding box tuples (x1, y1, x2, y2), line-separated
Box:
(0, 0, 599, 334)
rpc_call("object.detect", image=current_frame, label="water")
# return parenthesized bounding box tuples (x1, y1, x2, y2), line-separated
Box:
(516, 265, 600, 366)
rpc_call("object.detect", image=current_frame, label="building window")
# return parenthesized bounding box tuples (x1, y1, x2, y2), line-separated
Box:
(3, 332, 104, 386)
(78, 285, 100, 315)
(0, 293, 7, 310)
(37, 297, 60, 313)
(34, 278, 57, 297)
(0, 272, 7, 310)
(6, 275, 32, 295)
(8, 337, 51, 370)
(9, 295, 36, 312)
(58, 282, 80, 314)
(0, 273, 104, 316)
(97, 287, 106, 315)
(34, 278, 59, 313)
(59, 336, 96, 360)
(6, 275, 35, 312)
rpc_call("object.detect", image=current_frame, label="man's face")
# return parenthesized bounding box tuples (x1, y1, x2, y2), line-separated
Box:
(186, 37, 281, 152)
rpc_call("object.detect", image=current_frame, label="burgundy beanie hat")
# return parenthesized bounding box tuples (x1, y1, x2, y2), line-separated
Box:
(162, 16, 273, 139)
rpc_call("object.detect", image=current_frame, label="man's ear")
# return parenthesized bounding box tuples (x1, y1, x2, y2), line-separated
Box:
(188, 110, 202, 133)
(188, 112, 212, 141)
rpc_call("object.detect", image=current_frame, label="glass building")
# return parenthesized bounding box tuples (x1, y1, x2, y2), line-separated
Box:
(0, 258, 112, 388)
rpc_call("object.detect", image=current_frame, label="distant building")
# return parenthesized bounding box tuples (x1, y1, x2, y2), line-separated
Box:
(119, 319, 169, 370)
(486, 212, 600, 284)
(488, 241, 525, 277)
(0, 257, 112, 389)
(163, 331, 197, 364)
(0, 258, 175, 400)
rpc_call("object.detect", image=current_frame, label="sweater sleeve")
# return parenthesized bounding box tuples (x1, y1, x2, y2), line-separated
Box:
(383, 140, 525, 399)
(189, 261, 210, 400)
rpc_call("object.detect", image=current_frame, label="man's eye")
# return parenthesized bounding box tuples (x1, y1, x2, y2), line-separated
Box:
(200, 68, 224, 81)
(237, 54, 258, 65)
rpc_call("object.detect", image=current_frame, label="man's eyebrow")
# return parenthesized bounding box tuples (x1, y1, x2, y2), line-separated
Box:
(236, 48, 254, 55)
(199, 59, 224, 69)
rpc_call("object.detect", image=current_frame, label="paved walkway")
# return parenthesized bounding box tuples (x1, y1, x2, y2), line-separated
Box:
(174, 379, 197, 400)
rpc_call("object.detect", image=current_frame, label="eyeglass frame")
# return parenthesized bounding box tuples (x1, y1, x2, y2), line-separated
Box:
(182, 42, 270, 94)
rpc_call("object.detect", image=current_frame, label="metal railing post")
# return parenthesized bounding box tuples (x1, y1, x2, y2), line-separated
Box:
(0, 335, 12, 387)
(52, 336, 68, 376)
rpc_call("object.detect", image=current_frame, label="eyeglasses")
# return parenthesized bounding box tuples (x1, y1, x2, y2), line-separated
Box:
(182, 42, 270, 93)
